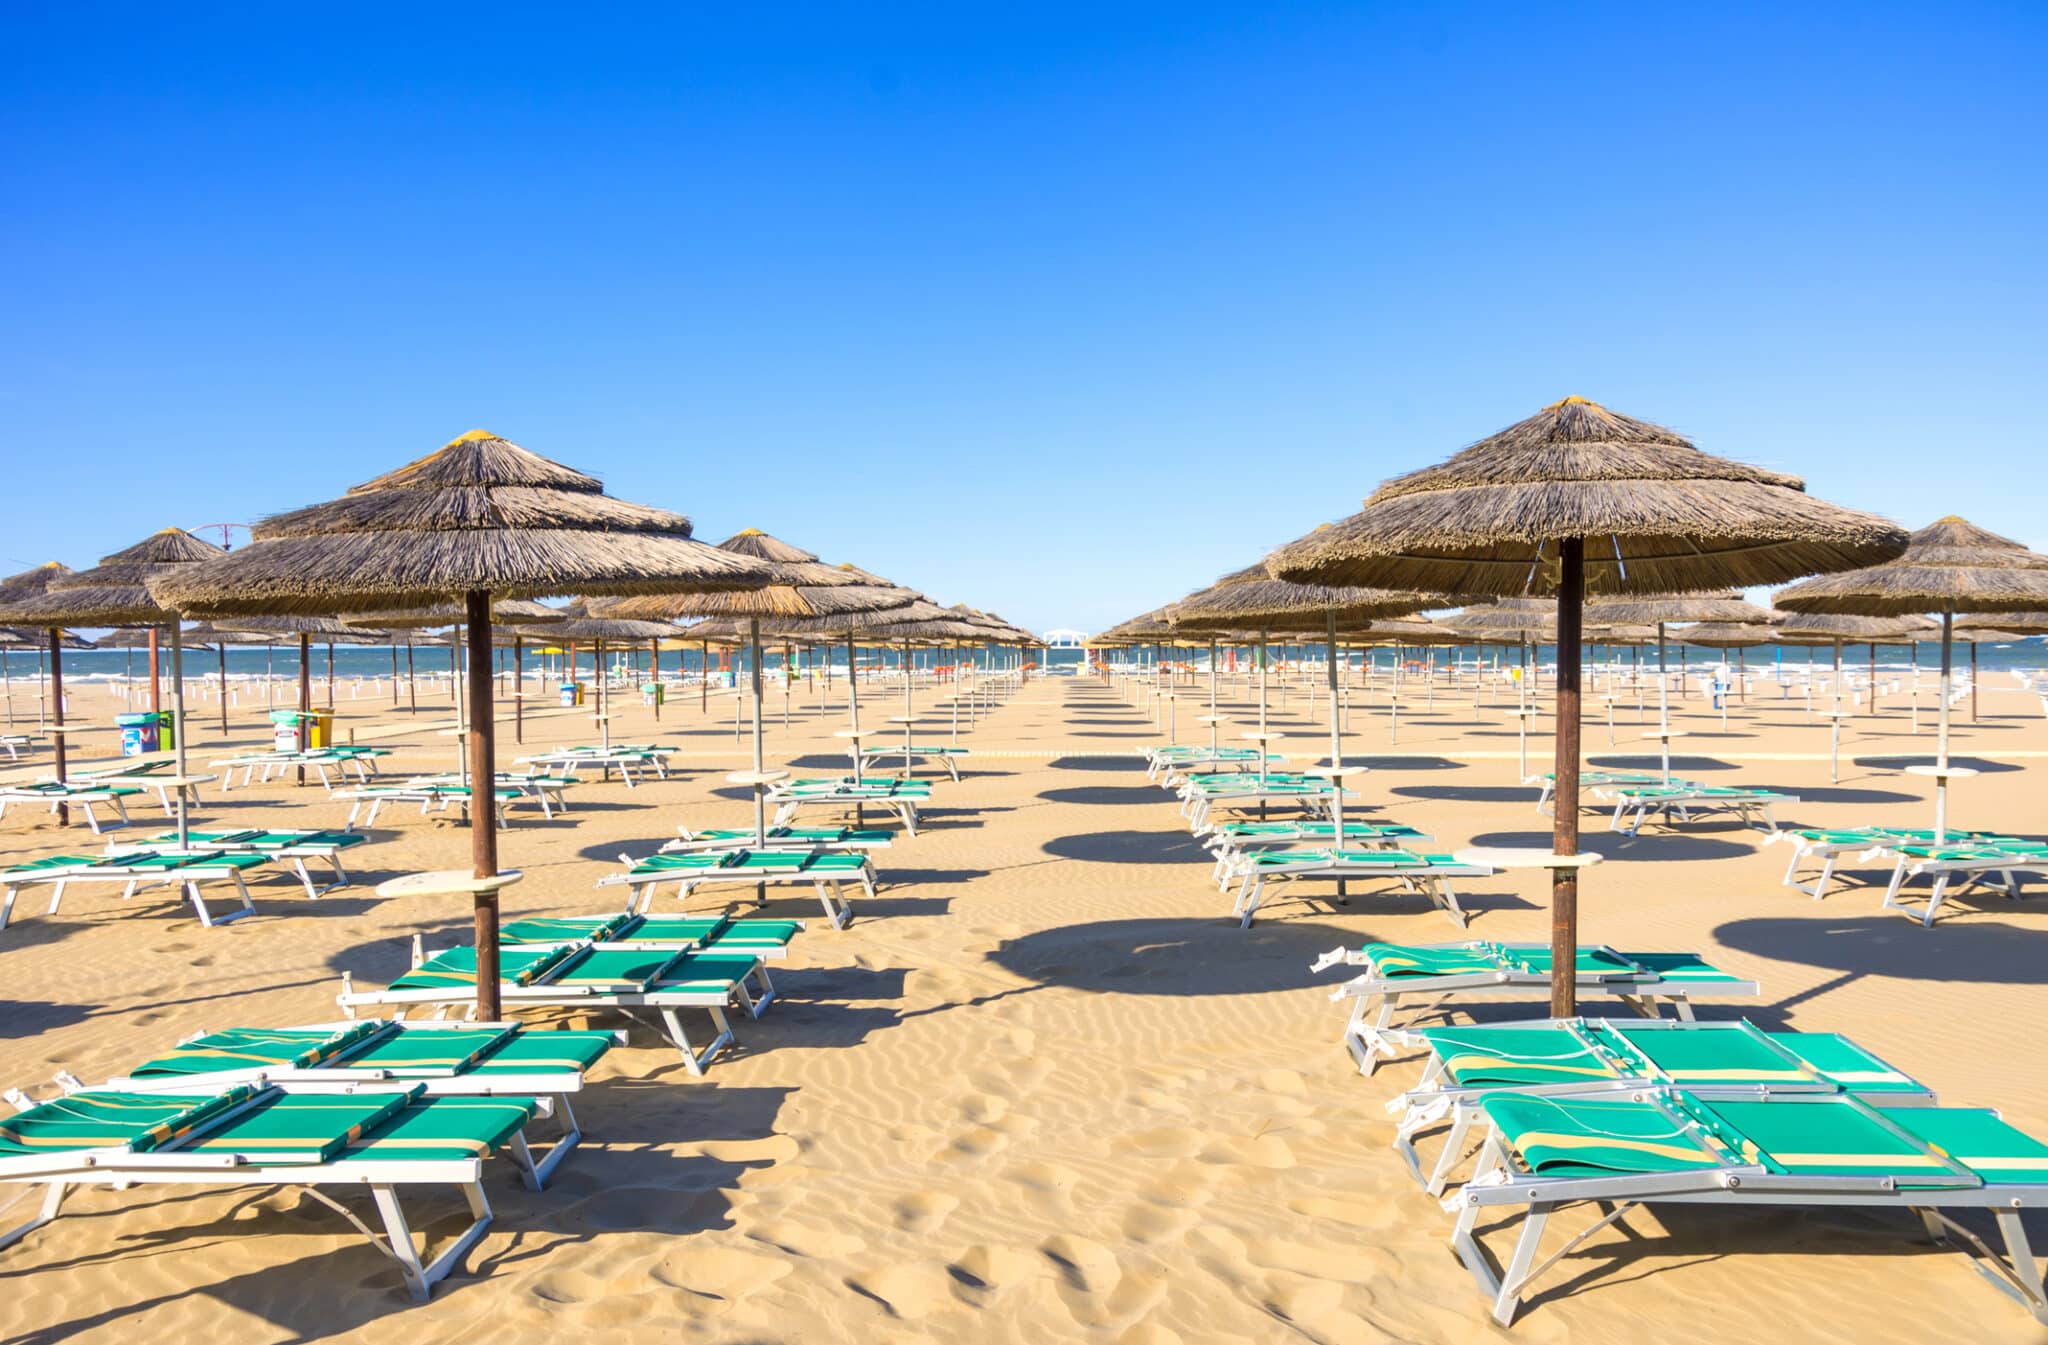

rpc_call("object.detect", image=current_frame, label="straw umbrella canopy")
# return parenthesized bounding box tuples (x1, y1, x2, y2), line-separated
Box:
(1268, 397, 1907, 1014)
(2, 530, 227, 840)
(147, 430, 771, 1018)
(1776, 517, 2048, 827)
(1583, 592, 1775, 767)
(1958, 612, 2048, 636)
(540, 601, 683, 752)
(600, 529, 916, 843)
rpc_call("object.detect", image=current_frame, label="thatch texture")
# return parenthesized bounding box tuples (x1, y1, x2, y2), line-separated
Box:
(1440, 598, 1557, 638)
(1773, 516, 2048, 617)
(337, 599, 567, 632)
(5, 530, 226, 627)
(1958, 612, 2048, 636)
(1775, 612, 1933, 643)
(599, 530, 915, 622)
(1168, 560, 1443, 633)
(145, 430, 769, 617)
(1676, 621, 1779, 648)
(1268, 398, 1907, 595)
(1583, 591, 1773, 625)
(0, 562, 73, 607)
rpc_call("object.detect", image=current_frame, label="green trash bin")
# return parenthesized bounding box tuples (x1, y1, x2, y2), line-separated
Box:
(641, 682, 663, 707)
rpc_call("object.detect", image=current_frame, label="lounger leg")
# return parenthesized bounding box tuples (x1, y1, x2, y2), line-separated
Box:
(1995, 1209, 2048, 1324)
(660, 1005, 733, 1075)
(814, 881, 849, 930)
(0, 881, 18, 930)
(1814, 852, 1840, 900)
(742, 964, 776, 1015)
(369, 1184, 434, 1302)
(0, 1182, 68, 1250)
(505, 1128, 545, 1192)
(1434, 880, 1467, 928)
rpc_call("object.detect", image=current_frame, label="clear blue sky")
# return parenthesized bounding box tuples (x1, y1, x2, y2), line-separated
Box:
(4, 3, 2043, 635)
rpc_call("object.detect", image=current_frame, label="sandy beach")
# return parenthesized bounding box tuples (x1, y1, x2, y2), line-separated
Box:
(2, 664, 2046, 1344)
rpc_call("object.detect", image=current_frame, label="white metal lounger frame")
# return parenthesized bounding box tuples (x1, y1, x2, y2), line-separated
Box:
(664, 827, 893, 856)
(1234, 857, 1487, 929)
(337, 959, 776, 1077)
(113, 837, 361, 899)
(1871, 846, 2048, 926)
(1203, 826, 1435, 891)
(1179, 784, 1339, 836)
(215, 751, 380, 792)
(857, 745, 965, 782)
(600, 855, 876, 930)
(0, 787, 135, 834)
(339, 782, 562, 830)
(1445, 1089, 2048, 1327)
(517, 749, 669, 787)
(1308, 944, 1761, 1077)
(0, 1092, 530, 1301)
(1598, 785, 1793, 837)
(769, 790, 923, 837)
(1, 860, 260, 930)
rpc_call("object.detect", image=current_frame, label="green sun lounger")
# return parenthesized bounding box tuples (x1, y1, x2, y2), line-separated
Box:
(1600, 781, 1795, 836)
(1231, 849, 1490, 928)
(0, 1082, 540, 1300)
(119, 827, 370, 897)
(340, 940, 776, 1075)
(1449, 1087, 2048, 1326)
(84, 1018, 609, 1186)
(0, 781, 143, 834)
(665, 824, 893, 854)
(768, 779, 929, 834)
(499, 910, 803, 959)
(1310, 941, 1761, 1075)
(2, 850, 273, 930)
(1390, 1017, 1930, 1192)
(601, 848, 876, 927)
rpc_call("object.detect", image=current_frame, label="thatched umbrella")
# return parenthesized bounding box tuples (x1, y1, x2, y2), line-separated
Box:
(1776, 517, 2048, 835)
(3, 530, 227, 840)
(1268, 397, 1906, 1015)
(0, 565, 75, 732)
(601, 530, 913, 843)
(1172, 561, 1441, 797)
(149, 430, 769, 1018)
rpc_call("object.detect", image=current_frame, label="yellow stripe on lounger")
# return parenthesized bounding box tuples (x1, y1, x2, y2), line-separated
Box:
(1510, 1132, 1715, 1163)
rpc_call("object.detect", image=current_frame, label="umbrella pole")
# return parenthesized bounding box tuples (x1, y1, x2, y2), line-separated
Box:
(391, 644, 399, 707)
(1550, 538, 1585, 1019)
(751, 619, 767, 845)
(1971, 640, 1979, 723)
(217, 641, 228, 735)
(452, 629, 466, 783)
(650, 638, 661, 723)
(514, 635, 524, 743)
(1656, 622, 1671, 783)
(464, 592, 502, 1020)
(598, 638, 610, 751)
(49, 629, 67, 826)
(171, 622, 190, 847)
(701, 641, 709, 712)
(406, 640, 416, 713)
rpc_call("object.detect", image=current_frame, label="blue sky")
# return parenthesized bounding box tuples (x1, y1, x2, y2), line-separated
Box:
(4, 3, 2043, 635)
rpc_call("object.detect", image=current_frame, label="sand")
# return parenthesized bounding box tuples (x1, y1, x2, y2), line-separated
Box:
(1, 664, 2046, 1344)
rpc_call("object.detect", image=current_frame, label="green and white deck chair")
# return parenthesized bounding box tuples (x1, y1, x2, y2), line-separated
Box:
(1308, 941, 1761, 1076)
(60, 759, 205, 814)
(1764, 825, 2007, 899)
(71, 1018, 610, 1187)
(1, 850, 273, 930)
(1873, 839, 2048, 926)
(405, 772, 574, 818)
(1445, 1087, 2048, 1326)
(213, 746, 386, 791)
(0, 1083, 540, 1301)
(338, 942, 774, 1076)
(0, 781, 142, 834)
(0, 733, 44, 762)
(118, 827, 371, 897)
(515, 744, 672, 787)
(499, 910, 804, 960)
(1387, 1018, 1931, 1194)
(1178, 777, 1342, 836)
(1233, 850, 1491, 929)
(1204, 821, 1434, 890)
(665, 824, 893, 855)
(339, 782, 529, 830)
(1597, 781, 1796, 837)
(1527, 770, 1677, 818)
(857, 742, 968, 781)
(1144, 745, 1281, 784)
(767, 778, 930, 835)
(599, 849, 876, 928)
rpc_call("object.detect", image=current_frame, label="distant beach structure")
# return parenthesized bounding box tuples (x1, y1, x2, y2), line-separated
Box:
(1042, 628, 1088, 647)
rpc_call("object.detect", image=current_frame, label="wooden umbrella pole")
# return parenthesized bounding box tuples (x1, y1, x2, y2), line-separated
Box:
(49, 629, 67, 827)
(217, 641, 228, 734)
(406, 640, 416, 712)
(327, 641, 335, 708)
(171, 621, 190, 847)
(148, 625, 161, 715)
(1550, 538, 1585, 1019)
(650, 638, 661, 722)
(514, 634, 525, 743)
(466, 591, 502, 1021)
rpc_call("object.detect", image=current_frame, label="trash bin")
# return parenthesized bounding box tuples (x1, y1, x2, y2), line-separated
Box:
(270, 709, 310, 753)
(641, 682, 663, 707)
(117, 712, 160, 756)
(560, 682, 585, 707)
(307, 710, 334, 748)
(155, 710, 176, 752)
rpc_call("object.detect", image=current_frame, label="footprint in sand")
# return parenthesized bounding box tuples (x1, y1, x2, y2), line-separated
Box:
(891, 1190, 960, 1234)
(1005, 1159, 1080, 1193)
(936, 1125, 1009, 1161)
(958, 1091, 1009, 1125)
(189, 954, 216, 968)
(648, 1245, 793, 1311)
(1111, 1126, 1206, 1159)
(1120, 1201, 1195, 1244)
(744, 1219, 866, 1259)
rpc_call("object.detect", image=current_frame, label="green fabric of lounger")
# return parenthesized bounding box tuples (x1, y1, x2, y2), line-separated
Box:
(148, 829, 367, 850)
(1883, 1107, 2048, 1185)
(703, 920, 803, 948)
(1480, 1093, 1723, 1177)
(652, 953, 759, 993)
(499, 913, 647, 944)
(131, 1023, 387, 1075)
(1425, 1027, 1620, 1087)
(184, 1089, 420, 1163)
(547, 947, 685, 990)
(465, 1030, 612, 1074)
(5, 783, 143, 798)
(0, 1087, 257, 1154)
(4, 855, 105, 875)
(389, 945, 575, 991)
(1250, 848, 1455, 869)
(688, 827, 892, 846)
(337, 1095, 539, 1163)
